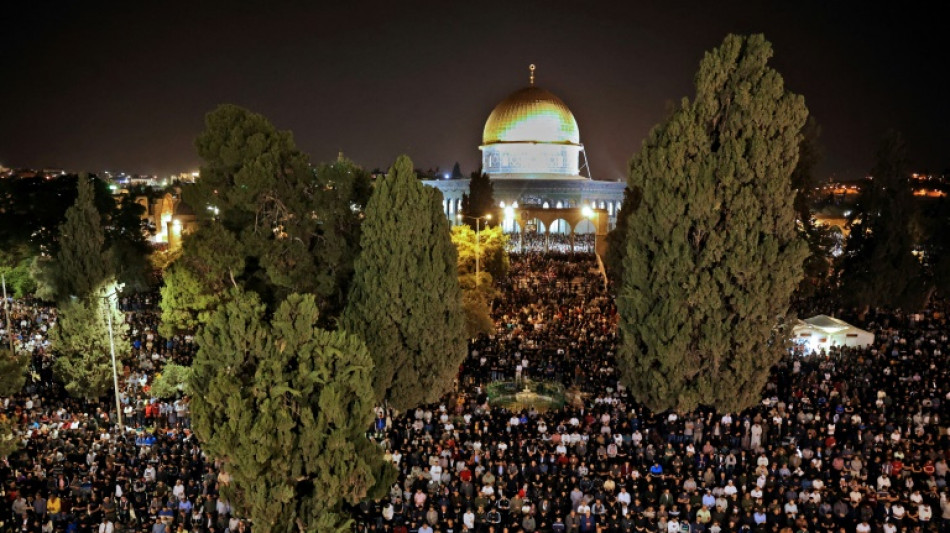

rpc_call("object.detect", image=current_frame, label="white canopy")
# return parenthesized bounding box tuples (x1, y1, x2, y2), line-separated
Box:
(792, 315, 875, 352)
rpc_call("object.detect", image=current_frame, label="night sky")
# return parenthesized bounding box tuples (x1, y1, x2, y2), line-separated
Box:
(1, 2, 946, 181)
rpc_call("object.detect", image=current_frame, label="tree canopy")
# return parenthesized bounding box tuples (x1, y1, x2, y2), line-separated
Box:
(0, 245, 37, 299)
(50, 282, 130, 399)
(164, 105, 370, 325)
(0, 292, 29, 457)
(604, 185, 642, 287)
(617, 34, 809, 413)
(189, 290, 393, 533)
(450, 224, 508, 338)
(343, 155, 466, 410)
(451, 224, 509, 282)
(460, 171, 495, 226)
(839, 131, 928, 311)
(34, 175, 113, 302)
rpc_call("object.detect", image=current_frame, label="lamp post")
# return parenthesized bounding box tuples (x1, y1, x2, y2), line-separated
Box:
(100, 286, 124, 430)
(582, 205, 597, 255)
(2, 274, 13, 360)
(457, 213, 492, 287)
(503, 205, 517, 254)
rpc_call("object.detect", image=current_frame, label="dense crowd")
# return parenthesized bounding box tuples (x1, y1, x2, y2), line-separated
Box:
(3, 250, 950, 533)
(1, 296, 244, 533)
(512, 233, 596, 254)
(353, 253, 950, 533)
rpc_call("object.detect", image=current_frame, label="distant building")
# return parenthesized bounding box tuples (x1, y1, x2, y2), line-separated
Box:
(422, 65, 626, 235)
(136, 190, 198, 249)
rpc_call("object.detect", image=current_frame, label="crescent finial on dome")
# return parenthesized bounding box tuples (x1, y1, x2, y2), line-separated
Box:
(529, 64, 536, 85)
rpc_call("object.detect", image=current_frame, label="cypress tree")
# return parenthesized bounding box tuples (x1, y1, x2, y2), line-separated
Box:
(108, 195, 152, 293)
(343, 155, 466, 410)
(604, 185, 642, 287)
(35, 174, 112, 302)
(461, 171, 496, 225)
(190, 290, 393, 533)
(618, 34, 808, 413)
(789, 117, 837, 302)
(451, 162, 464, 179)
(840, 131, 928, 310)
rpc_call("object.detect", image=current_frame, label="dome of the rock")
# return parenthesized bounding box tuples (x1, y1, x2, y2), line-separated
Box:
(482, 86, 580, 146)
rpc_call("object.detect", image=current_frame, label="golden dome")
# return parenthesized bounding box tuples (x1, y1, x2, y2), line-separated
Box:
(482, 86, 580, 146)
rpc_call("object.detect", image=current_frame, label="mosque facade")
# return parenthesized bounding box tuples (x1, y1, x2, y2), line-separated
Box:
(423, 66, 626, 234)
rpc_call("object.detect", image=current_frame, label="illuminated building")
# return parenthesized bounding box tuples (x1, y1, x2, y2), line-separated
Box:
(423, 65, 625, 233)
(135, 191, 198, 249)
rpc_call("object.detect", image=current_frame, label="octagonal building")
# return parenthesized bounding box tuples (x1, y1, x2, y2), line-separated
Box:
(425, 66, 625, 230)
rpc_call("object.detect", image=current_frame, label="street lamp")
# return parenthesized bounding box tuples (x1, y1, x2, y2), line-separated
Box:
(457, 213, 492, 287)
(2, 274, 13, 361)
(503, 205, 520, 253)
(98, 285, 125, 430)
(583, 206, 597, 254)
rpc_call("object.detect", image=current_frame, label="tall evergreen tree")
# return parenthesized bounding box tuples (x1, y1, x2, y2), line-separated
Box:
(34, 174, 113, 302)
(931, 215, 950, 298)
(604, 185, 642, 286)
(790, 117, 822, 225)
(460, 171, 495, 226)
(51, 282, 130, 399)
(451, 162, 464, 179)
(617, 34, 808, 413)
(343, 155, 466, 410)
(789, 117, 836, 301)
(190, 290, 393, 533)
(839, 131, 927, 310)
(108, 194, 152, 293)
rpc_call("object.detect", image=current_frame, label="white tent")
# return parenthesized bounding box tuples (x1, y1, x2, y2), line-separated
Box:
(791, 315, 875, 353)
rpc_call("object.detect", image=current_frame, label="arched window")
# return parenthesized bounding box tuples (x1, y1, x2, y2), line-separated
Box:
(556, 201, 563, 208)
(542, 201, 550, 209)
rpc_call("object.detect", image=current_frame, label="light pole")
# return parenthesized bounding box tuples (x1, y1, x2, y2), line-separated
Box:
(582, 206, 597, 255)
(2, 274, 13, 360)
(457, 213, 492, 287)
(503, 205, 517, 254)
(100, 286, 124, 430)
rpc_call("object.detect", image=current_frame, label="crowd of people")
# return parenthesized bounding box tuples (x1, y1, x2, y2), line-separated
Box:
(3, 249, 950, 533)
(511, 233, 596, 255)
(353, 252, 950, 533)
(0, 296, 246, 533)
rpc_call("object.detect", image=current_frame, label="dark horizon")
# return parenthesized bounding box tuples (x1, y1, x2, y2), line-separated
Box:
(1, 2, 947, 181)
